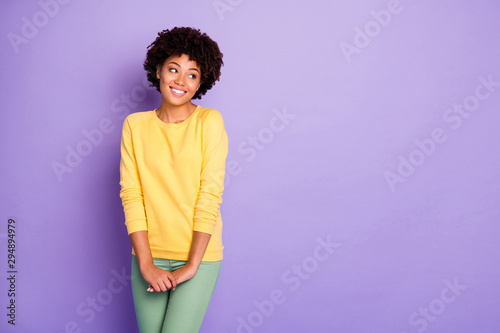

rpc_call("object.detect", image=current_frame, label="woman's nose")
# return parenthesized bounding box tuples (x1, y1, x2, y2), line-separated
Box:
(174, 75, 184, 86)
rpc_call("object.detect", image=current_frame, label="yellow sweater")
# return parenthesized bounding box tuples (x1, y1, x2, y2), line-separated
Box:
(119, 105, 228, 261)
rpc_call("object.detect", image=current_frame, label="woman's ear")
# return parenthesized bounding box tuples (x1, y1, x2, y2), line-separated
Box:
(156, 65, 161, 80)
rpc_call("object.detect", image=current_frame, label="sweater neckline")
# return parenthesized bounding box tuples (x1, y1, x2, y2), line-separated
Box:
(152, 105, 200, 128)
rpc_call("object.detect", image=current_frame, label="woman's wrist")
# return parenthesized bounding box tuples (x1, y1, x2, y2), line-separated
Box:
(185, 261, 201, 279)
(139, 260, 155, 273)
(185, 261, 200, 272)
(185, 231, 211, 272)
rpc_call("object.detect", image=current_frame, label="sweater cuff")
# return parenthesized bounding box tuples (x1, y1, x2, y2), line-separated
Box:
(125, 219, 148, 235)
(193, 221, 216, 235)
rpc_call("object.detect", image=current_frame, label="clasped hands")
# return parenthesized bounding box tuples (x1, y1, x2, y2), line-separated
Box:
(141, 263, 197, 293)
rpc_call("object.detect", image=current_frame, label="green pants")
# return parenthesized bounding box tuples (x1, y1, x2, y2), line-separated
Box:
(131, 254, 221, 333)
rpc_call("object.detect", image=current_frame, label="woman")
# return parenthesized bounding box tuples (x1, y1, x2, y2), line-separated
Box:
(119, 27, 228, 332)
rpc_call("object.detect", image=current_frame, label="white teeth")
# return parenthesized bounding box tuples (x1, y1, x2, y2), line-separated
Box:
(172, 88, 185, 94)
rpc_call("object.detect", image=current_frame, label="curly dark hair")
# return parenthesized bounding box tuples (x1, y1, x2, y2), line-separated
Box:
(143, 27, 224, 100)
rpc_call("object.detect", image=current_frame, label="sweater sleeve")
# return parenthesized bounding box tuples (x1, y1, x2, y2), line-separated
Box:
(119, 116, 148, 235)
(193, 110, 229, 235)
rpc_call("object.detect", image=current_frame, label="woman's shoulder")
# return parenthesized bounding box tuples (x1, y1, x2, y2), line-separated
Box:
(123, 110, 154, 126)
(125, 110, 153, 121)
(196, 106, 224, 123)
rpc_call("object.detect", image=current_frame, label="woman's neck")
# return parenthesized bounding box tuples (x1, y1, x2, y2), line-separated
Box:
(156, 102, 197, 124)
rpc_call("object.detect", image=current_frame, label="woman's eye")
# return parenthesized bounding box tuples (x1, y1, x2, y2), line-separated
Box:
(169, 68, 177, 73)
(189, 74, 197, 79)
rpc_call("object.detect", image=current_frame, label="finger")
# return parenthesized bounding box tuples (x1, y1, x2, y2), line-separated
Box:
(159, 282, 167, 292)
(164, 271, 175, 288)
(170, 274, 178, 290)
(162, 278, 172, 292)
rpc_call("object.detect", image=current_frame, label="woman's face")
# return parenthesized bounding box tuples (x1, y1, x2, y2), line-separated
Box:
(156, 53, 201, 107)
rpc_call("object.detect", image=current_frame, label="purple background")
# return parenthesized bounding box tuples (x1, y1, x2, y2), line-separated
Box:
(1, 0, 499, 332)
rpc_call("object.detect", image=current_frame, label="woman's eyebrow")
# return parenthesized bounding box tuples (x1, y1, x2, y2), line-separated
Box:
(168, 61, 200, 73)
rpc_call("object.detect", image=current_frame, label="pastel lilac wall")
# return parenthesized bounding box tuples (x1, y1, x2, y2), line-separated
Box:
(1, 1, 499, 332)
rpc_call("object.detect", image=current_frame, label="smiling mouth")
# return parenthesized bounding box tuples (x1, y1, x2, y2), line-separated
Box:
(170, 87, 187, 96)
